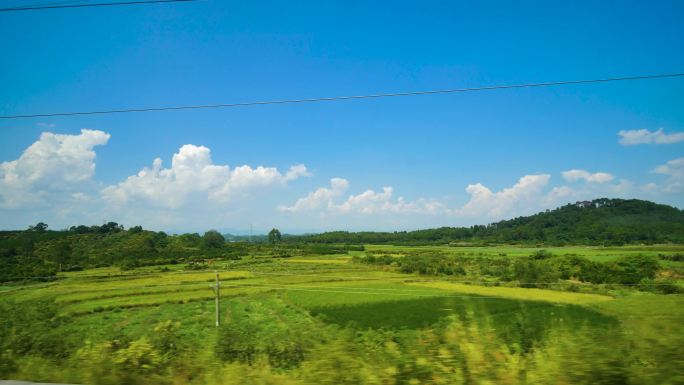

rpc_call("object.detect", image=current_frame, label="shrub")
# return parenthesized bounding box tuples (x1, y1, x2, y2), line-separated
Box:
(638, 278, 682, 294)
(513, 257, 559, 288)
(605, 255, 659, 284)
(531, 249, 554, 260)
(184, 261, 209, 270)
(659, 253, 684, 262)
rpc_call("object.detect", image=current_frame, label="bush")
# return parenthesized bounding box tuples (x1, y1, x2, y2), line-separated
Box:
(184, 262, 208, 270)
(659, 253, 684, 262)
(513, 257, 559, 288)
(639, 278, 683, 294)
(531, 249, 554, 260)
(119, 260, 140, 271)
(605, 255, 659, 284)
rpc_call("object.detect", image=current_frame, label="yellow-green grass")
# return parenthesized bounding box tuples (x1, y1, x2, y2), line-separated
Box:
(593, 292, 684, 319)
(364, 244, 684, 262)
(4, 270, 252, 303)
(65, 269, 250, 283)
(282, 257, 351, 264)
(2, 245, 682, 385)
(60, 285, 269, 316)
(56, 273, 414, 316)
(283, 281, 448, 308)
(407, 281, 613, 305)
(58, 270, 252, 291)
(240, 273, 411, 287)
(55, 284, 214, 304)
(281, 280, 621, 331)
(4, 266, 422, 317)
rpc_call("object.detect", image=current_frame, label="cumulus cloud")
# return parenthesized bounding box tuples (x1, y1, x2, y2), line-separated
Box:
(618, 128, 684, 145)
(283, 175, 560, 220)
(336, 187, 444, 215)
(284, 174, 552, 220)
(281, 170, 665, 227)
(279, 177, 349, 212)
(102, 144, 309, 208)
(653, 157, 684, 193)
(439, 173, 656, 220)
(453, 174, 551, 218)
(561, 169, 614, 183)
(280, 178, 444, 215)
(2, 129, 678, 231)
(0, 129, 110, 208)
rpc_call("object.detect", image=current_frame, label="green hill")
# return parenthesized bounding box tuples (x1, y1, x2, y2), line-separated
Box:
(289, 198, 684, 245)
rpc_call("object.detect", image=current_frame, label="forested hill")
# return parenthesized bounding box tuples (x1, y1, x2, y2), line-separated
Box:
(288, 199, 684, 245)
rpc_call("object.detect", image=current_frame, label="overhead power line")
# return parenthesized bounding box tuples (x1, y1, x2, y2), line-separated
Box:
(0, 0, 198, 12)
(10, 0, 95, 9)
(1, 72, 682, 119)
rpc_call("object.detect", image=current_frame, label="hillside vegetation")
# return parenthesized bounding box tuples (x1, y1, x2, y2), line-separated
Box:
(290, 198, 684, 245)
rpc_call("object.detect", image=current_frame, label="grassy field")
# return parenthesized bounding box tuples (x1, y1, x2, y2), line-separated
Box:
(1, 244, 683, 385)
(365, 243, 684, 260)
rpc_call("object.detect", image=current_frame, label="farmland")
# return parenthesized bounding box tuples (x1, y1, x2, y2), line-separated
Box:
(1, 244, 683, 385)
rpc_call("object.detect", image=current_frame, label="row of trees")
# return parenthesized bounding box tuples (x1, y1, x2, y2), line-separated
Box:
(0, 223, 239, 281)
(0, 224, 295, 281)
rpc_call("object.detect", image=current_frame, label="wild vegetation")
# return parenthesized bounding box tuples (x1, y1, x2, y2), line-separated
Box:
(0, 223, 357, 282)
(1, 241, 683, 384)
(1, 199, 683, 384)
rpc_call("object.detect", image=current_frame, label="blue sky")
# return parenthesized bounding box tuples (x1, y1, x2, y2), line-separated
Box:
(1, 0, 683, 233)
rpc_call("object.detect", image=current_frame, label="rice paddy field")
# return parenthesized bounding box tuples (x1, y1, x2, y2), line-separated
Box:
(1, 244, 683, 385)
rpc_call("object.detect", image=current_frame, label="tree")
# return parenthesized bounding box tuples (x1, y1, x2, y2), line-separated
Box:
(28, 222, 48, 232)
(100, 222, 124, 234)
(268, 228, 282, 244)
(203, 230, 225, 249)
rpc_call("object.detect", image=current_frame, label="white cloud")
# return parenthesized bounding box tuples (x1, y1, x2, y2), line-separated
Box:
(0, 129, 110, 208)
(284, 164, 311, 181)
(336, 187, 444, 215)
(618, 128, 684, 145)
(2, 130, 679, 232)
(453, 174, 551, 218)
(561, 169, 614, 183)
(279, 177, 349, 212)
(102, 144, 309, 208)
(280, 178, 444, 215)
(284, 174, 559, 220)
(281, 170, 668, 228)
(653, 157, 684, 193)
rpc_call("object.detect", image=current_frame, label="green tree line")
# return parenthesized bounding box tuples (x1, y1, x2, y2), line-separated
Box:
(288, 199, 684, 245)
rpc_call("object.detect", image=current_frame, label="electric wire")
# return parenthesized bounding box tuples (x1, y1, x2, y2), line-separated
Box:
(0, 0, 198, 12)
(6, 0, 95, 9)
(1, 72, 682, 119)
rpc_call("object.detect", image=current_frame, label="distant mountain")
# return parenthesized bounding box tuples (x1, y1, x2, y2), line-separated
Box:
(287, 198, 684, 245)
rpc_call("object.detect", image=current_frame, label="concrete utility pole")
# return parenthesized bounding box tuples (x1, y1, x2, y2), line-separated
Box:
(211, 271, 220, 327)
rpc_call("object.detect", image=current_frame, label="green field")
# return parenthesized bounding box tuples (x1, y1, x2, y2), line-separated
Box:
(1, 245, 683, 385)
(366, 243, 684, 260)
